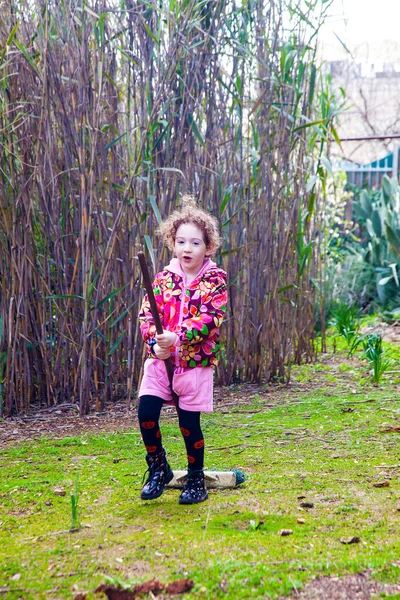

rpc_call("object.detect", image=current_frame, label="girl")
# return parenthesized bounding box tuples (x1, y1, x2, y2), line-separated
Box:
(137, 197, 227, 504)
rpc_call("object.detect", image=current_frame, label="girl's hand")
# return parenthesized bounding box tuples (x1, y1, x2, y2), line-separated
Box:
(154, 344, 171, 360)
(156, 331, 177, 349)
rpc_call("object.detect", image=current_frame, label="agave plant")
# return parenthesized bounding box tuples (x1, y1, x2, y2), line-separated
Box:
(330, 302, 362, 356)
(352, 176, 400, 304)
(362, 333, 391, 384)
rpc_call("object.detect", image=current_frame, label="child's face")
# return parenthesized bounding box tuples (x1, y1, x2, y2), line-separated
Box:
(174, 223, 208, 279)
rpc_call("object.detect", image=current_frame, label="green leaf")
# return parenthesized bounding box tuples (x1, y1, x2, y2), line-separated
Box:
(95, 328, 108, 342)
(103, 71, 121, 91)
(103, 575, 131, 591)
(371, 210, 382, 237)
(143, 22, 159, 44)
(46, 295, 84, 300)
(308, 63, 317, 107)
(378, 276, 392, 286)
(320, 156, 333, 178)
(87, 271, 100, 303)
(1, 21, 19, 61)
(277, 284, 295, 293)
(307, 191, 316, 219)
(148, 195, 162, 226)
(105, 132, 127, 151)
(382, 175, 393, 205)
(298, 242, 313, 277)
(222, 209, 240, 228)
(333, 32, 354, 58)
(90, 284, 129, 311)
(389, 263, 399, 287)
(108, 332, 125, 356)
(152, 120, 171, 151)
(110, 301, 136, 328)
(386, 223, 400, 256)
(13, 38, 40, 76)
(293, 118, 325, 132)
(186, 113, 205, 147)
(365, 219, 374, 239)
(144, 235, 156, 272)
(360, 190, 373, 216)
(330, 124, 342, 148)
(220, 185, 233, 215)
(306, 175, 317, 193)
(220, 246, 243, 257)
(99, 12, 106, 44)
(153, 167, 184, 175)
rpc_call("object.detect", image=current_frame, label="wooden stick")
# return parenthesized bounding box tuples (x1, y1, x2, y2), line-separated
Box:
(166, 470, 245, 489)
(137, 251, 179, 408)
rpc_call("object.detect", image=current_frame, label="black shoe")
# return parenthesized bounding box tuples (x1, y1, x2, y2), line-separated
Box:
(179, 469, 208, 505)
(140, 448, 173, 500)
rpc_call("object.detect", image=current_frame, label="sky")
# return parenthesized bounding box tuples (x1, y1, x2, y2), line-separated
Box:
(319, 0, 400, 59)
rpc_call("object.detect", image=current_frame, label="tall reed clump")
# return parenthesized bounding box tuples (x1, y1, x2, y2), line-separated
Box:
(0, 0, 339, 415)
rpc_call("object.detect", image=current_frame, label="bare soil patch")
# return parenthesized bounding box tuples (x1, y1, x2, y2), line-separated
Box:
(0, 383, 267, 449)
(362, 320, 400, 344)
(281, 571, 400, 600)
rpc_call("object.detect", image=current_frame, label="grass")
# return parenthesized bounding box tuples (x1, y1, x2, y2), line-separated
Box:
(1, 345, 400, 598)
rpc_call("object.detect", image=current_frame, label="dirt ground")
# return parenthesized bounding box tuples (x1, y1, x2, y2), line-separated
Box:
(281, 570, 400, 600)
(0, 384, 264, 450)
(363, 320, 400, 344)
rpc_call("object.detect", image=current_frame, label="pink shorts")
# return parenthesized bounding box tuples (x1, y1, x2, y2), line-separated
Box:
(139, 358, 214, 412)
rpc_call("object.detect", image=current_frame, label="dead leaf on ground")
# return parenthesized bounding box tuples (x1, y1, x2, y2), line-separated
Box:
(165, 578, 194, 594)
(133, 579, 164, 596)
(380, 425, 400, 433)
(94, 578, 194, 599)
(339, 536, 360, 544)
(373, 481, 390, 488)
(53, 487, 66, 496)
(300, 501, 314, 508)
(94, 585, 138, 600)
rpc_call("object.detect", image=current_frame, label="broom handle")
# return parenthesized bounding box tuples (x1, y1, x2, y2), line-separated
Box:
(137, 251, 178, 406)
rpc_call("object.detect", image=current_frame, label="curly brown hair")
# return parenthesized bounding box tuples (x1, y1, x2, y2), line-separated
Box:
(158, 195, 221, 255)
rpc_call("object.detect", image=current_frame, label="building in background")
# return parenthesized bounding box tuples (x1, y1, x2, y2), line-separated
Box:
(318, 1, 400, 185)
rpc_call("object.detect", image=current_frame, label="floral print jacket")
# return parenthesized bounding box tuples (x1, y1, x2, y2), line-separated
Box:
(139, 258, 227, 368)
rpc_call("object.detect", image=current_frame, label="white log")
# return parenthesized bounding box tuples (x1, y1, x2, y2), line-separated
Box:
(166, 470, 243, 489)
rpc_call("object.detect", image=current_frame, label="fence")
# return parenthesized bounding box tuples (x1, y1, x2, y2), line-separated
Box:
(334, 144, 400, 188)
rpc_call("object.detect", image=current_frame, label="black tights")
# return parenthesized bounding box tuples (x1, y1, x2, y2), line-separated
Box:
(138, 395, 205, 471)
